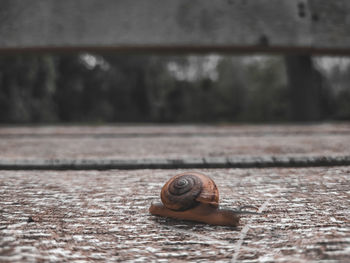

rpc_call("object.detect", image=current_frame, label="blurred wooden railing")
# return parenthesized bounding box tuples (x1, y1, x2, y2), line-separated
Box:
(0, 0, 349, 55)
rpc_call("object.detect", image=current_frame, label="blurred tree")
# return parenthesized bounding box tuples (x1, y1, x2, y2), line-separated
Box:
(329, 62, 350, 120)
(242, 57, 289, 122)
(284, 55, 334, 121)
(0, 55, 57, 123)
(0, 53, 346, 124)
(214, 57, 246, 121)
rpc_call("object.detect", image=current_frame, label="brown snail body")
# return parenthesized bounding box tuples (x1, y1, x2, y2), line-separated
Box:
(149, 172, 240, 226)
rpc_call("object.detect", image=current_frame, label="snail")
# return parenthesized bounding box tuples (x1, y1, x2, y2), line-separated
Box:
(149, 172, 251, 227)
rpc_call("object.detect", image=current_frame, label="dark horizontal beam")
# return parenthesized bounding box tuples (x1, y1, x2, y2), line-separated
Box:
(1, 0, 350, 54)
(1, 155, 350, 170)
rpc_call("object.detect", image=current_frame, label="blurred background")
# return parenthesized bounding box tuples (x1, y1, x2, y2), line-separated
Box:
(0, 53, 349, 124)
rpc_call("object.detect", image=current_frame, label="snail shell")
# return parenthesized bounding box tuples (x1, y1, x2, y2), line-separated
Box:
(150, 172, 240, 227)
(161, 172, 219, 211)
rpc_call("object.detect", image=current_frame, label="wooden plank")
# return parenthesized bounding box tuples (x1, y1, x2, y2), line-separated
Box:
(1, 123, 350, 136)
(0, 123, 350, 170)
(1, 124, 350, 169)
(1, 168, 349, 262)
(1, 0, 350, 54)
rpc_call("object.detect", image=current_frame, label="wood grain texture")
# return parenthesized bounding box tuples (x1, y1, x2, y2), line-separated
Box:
(1, 168, 349, 262)
(0, 0, 350, 54)
(1, 124, 350, 169)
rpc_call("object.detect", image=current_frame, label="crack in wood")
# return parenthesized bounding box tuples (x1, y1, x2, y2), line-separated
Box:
(231, 188, 283, 263)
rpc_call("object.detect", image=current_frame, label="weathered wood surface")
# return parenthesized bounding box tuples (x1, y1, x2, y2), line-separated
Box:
(2, 123, 350, 136)
(1, 168, 349, 262)
(1, 0, 350, 54)
(1, 124, 350, 169)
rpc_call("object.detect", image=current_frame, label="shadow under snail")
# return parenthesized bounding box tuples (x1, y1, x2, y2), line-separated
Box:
(149, 172, 260, 227)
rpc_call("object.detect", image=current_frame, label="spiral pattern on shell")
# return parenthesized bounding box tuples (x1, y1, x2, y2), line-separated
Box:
(161, 172, 219, 211)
